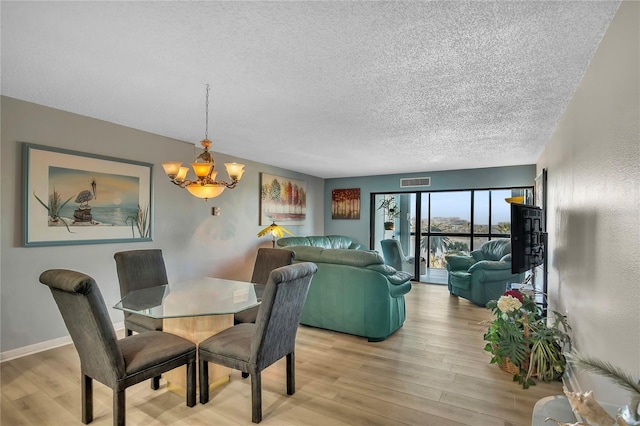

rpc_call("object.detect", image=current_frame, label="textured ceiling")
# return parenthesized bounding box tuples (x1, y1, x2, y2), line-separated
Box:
(1, 1, 620, 179)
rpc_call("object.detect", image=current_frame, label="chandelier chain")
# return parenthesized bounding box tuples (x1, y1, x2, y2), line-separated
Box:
(204, 84, 209, 141)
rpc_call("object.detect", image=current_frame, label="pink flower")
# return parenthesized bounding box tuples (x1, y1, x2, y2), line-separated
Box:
(504, 290, 524, 302)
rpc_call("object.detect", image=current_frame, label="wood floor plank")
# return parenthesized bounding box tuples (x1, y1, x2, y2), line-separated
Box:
(0, 283, 565, 425)
(1, 394, 32, 426)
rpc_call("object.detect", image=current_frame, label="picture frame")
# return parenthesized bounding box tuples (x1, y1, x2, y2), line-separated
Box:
(331, 188, 360, 219)
(259, 173, 306, 226)
(23, 143, 153, 247)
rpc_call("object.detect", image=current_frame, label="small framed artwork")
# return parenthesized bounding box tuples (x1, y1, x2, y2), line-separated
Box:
(259, 173, 306, 225)
(331, 188, 360, 219)
(23, 143, 153, 247)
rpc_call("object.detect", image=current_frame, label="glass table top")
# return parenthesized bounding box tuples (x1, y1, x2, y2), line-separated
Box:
(113, 277, 259, 319)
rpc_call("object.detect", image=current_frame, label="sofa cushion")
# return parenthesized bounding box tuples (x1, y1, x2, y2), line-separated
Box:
(289, 246, 382, 267)
(471, 238, 511, 261)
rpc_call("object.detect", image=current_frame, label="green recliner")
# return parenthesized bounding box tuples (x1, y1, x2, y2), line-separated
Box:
(445, 238, 524, 306)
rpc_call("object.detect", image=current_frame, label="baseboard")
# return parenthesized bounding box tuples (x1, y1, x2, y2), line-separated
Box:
(0, 321, 125, 363)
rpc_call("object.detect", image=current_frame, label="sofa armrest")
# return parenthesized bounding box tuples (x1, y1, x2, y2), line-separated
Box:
(365, 264, 412, 284)
(445, 255, 476, 272)
(389, 280, 412, 297)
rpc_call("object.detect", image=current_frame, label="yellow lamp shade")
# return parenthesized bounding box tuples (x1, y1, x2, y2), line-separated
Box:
(176, 167, 189, 181)
(186, 183, 225, 199)
(162, 161, 183, 178)
(224, 163, 246, 181)
(257, 222, 293, 238)
(505, 196, 525, 204)
(191, 162, 213, 179)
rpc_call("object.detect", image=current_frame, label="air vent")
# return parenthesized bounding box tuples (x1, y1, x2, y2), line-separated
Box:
(400, 177, 431, 188)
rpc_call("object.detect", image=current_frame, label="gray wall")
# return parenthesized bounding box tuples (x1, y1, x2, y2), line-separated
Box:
(0, 96, 324, 355)
(324, 165, 536, 249)
(539, 0, 639, 406)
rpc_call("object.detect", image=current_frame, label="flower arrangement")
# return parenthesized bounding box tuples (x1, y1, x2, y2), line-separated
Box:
(483, 289, 571, 388)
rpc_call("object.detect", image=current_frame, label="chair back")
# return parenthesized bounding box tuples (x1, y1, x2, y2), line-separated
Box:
(251, 262, 317, 371)
(476, 238, 512, 261)
(380, 239, 405, 270)
(39, 269, 125, 387)
(114, 249, 168, 295)
(251, 248, 295, 285)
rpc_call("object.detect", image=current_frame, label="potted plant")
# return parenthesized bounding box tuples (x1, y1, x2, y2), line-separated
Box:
(483, 289, 571, 388)
(377, 198, 401, 230)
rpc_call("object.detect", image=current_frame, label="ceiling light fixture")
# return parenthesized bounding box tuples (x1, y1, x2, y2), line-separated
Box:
(162, 84, 245, 200)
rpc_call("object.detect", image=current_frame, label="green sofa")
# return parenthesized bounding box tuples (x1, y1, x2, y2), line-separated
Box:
(285, 246, 412, 342)
(276, 235, 361, 250)
(445, 238, 525, 306)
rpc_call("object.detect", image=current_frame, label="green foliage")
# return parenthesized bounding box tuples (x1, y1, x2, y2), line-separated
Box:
(268, 178, 281, 203)
(377, 197, 401, 220)
(126, 204, 150, 238)
(33, 189, 73, 233)
(565, 353, 640, 396)
(483, 291, 571, 389)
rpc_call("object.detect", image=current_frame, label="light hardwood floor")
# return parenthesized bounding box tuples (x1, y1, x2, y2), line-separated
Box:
(1, 283, 561, 426)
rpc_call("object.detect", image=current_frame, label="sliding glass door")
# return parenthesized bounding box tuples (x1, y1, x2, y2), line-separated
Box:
(372, 187, 531, 282)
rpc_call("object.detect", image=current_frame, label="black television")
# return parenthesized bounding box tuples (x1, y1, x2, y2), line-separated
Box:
(510, 203, 545, 274)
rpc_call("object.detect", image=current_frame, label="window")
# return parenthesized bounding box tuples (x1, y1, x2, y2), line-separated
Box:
(372, 186, 532, 280)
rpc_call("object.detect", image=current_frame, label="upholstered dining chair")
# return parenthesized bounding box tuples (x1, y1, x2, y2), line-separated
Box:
(114, 249, 168, 389)
(234, 248, 295, 324)
(39, 269, 196, 426)
(114, 249, 167, 336)
(198, 262, 317, 423)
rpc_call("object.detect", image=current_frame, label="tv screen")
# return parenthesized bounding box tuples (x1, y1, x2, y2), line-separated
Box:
(511, 204, 545, 274)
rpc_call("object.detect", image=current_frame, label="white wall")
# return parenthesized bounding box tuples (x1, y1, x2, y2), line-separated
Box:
(538, 0, 639, 406)
(0, 96, 324, 356)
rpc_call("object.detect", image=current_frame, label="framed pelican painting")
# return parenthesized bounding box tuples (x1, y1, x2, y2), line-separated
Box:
(22, 143, 153, 246)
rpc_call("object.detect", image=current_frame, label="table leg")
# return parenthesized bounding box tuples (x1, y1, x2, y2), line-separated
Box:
(162, 314, 234, 395)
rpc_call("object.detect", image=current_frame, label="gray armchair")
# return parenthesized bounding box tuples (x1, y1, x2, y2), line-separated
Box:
(39, 269, 196, 426)
(198, 262, 317, 423)
(234, 248, 295, 324)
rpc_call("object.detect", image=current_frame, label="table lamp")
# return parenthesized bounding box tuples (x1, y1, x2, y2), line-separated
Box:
(257, 222, 293, 248)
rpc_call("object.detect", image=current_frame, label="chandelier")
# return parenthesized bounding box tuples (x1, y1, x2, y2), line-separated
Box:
(162, 84, 245, 200)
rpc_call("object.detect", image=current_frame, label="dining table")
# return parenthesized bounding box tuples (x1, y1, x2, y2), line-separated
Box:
(113, 277, 259, 394)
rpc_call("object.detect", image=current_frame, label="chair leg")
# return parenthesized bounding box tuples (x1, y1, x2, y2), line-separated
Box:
(113, 389, 125, 426)
(150, 375, 160, 390)
(186, 360, 196, 407)
(251, 372, 262, 423)
(81, 374, 93, 424)
(286, 352, 295, 395)
(199, 359, 209, 404)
